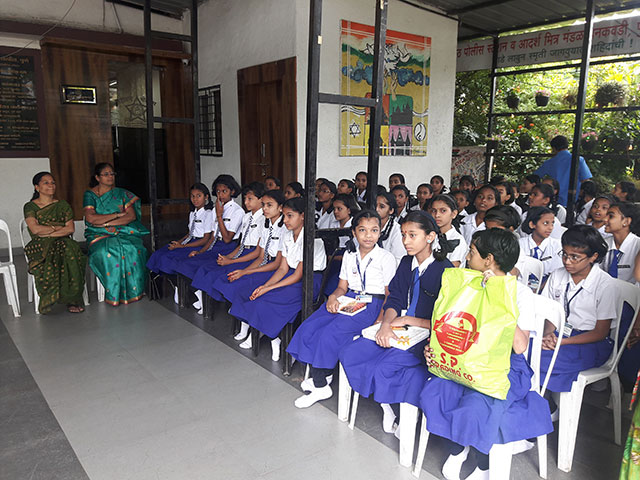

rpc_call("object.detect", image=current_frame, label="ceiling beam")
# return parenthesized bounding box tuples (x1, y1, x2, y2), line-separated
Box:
(448, 0, 514, 16)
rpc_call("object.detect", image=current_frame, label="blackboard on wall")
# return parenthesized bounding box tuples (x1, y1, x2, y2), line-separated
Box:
(0, 47, 48, 157)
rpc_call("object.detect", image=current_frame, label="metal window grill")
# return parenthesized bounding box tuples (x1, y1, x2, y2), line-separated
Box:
(199, 85, 222, 156)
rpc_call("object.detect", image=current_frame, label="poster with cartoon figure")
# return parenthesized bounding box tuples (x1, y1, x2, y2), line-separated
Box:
(340, 20, 430, 157)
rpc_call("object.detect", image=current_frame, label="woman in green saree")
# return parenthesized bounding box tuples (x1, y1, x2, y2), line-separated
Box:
(83, 163, 149, 306)
(23, 172, 87, 314)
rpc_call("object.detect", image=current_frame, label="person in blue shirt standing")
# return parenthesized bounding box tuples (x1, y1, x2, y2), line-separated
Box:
(534, 135, 592, 207)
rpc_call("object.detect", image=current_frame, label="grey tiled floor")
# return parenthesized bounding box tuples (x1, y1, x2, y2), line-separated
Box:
(0, 256, 628, 479)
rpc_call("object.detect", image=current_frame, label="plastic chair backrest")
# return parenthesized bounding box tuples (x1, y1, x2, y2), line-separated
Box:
(519, 256, 544, 293)
(0, 219, 14, 263)
(531, 295, 566, 396)
(73, 220, 86, 243)
(19, 218, 30, 261)
(605, 279, 640, 373)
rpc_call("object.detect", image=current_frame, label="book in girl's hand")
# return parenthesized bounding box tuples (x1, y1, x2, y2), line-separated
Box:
(337, 296, 367, 316)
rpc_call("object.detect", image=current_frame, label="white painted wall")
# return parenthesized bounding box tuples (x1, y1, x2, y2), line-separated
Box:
(295, 0, 458, 193)
(197, 0, 297, 186)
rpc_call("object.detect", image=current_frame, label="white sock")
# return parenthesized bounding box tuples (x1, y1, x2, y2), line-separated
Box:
(271, 338, 281, 362)
(234, 322, 250, 341)
(442, 446, 470, 480)
(239, 334, 252, 349)
(193, 290, 202, 309)
(380, 403, 397, 433)
(173, 286, 179, 304)
(294, 385, 333, 408)
(466, 466, 489, 480)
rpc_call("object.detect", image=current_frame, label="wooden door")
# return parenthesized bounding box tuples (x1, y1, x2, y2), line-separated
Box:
(238, 57, 297, 187)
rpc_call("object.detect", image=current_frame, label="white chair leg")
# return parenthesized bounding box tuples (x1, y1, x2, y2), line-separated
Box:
(304, 364, 310, 380)
(557, 381, 586, 472)
(399, 402, 418, 467)
(3, 271, 20, 317)
(610, 373, 622, 445)
(27, 274, 33, 303)
(349, 391, 360, 430)
(96, 277, 105, 302)
(89, 269, 96, 291)
(489, 443, 512, 480)
(82, 283, 90, 306)
(337, 363, 352, 422)
(33, 285, 40, 315)
(537, 434, 548, 479)
(9, 265, 21, 316)
(412, 414, 430, 478)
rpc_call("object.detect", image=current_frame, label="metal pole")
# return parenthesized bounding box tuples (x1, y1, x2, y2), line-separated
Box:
(484, 35, 499, 183)
(144, 0, 158, 251)
(191, 0, 201, 182)
(365, 0, 388, 208)
(566, 0, 595, 226)
(301, 0, 322, 322)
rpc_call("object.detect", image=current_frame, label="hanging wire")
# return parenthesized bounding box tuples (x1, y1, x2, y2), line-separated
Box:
(0, 0, 78, 60)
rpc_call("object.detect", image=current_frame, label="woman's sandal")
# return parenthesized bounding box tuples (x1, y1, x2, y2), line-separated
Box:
(67, 305, 85, 313)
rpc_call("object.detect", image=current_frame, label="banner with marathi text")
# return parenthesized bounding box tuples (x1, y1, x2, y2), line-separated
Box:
(457, 17, 640, 72)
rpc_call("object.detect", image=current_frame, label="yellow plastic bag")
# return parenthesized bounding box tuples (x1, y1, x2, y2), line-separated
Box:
(429, 268, 518, 400)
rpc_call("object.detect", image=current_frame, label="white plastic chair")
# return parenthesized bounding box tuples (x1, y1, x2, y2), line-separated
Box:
(412, 295, 566, 479)
(20, 219, 89, 314)
(556, 279, 640, 472)
(518, 256, 544, 294)
(0, 219, 20, 317)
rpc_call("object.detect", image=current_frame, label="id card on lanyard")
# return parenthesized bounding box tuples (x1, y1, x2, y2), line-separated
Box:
(355, 255, 373, 303)
(563, 283, 583, 337)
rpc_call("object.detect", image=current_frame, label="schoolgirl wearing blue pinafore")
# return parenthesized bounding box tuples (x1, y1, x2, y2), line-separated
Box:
(229, 227, 327, 339)
(171, 198, 244, 279)
(287, 242, 397, 383)
(190, 208, 264, 298)
(420, 281, 554, 458)
(540, 264, 617, 392)
(339, 254, 451, 407)
(146, 205, 213, 274)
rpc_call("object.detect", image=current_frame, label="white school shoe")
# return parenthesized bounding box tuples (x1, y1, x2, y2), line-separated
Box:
(294, 385, 333, 408)
(381, 403, 397, 433)
(300, 375, 334, 392)
(465, 467, 489, 480)
(239, 335, 252, 349)
(271, 338, 281, 362)
(441, 446, 469, 480)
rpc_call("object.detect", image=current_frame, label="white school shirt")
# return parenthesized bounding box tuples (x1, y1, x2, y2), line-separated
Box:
(600, 233, 640, 284)
(412, 253, 435, 275)
(213, 200, 244, 240)
(238, 209, 264, 248)
(443, 228, 468, 265)
(518, 234, 563, 278)
(357, 189, 367, 202)
(461, 212, 485, 245)
(395, 205, 410, 223)
(259, 217, 287, 259)
(543, 266, 618, 331)
(187, 207, 214, 238)
(317, 209, 338, 229)
(280, 227, 327, 271)
(575, 198, 594, 225)
(596, 224, 613, 240)
(515, 281, 538, 333)
(339, 244, 397, 295)
(518, 213, 564, 239)
(509, 202, 523, 217)
(338, 217, 353, 248)
(380, 218, 405, 264)
(556, 205, 567, 224)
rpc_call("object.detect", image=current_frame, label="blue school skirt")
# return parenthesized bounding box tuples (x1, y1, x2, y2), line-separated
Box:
(287, 292, 385, 369)
(146, 240, 202, 274)
(339, 336, 431, 407)
(170, 242, 237, 279)
(229, 269, 322, 339)
(190, 247, 256, 297)
(539, 330, 614, 392)
(420, 354, 553, 455)
(212, 270, 273, 305)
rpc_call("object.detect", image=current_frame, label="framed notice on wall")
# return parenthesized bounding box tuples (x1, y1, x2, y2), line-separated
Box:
(0, 47, 48, 157)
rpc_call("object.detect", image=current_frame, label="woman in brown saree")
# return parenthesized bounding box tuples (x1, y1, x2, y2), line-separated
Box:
(23, 172, 87, 313)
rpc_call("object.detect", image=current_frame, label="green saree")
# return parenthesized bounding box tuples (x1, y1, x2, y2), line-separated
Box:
(83, 187, 149, 306)
(23, 200, 87, 313)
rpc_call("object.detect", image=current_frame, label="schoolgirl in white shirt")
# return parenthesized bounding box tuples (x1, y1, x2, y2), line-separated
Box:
(230, 197, 327, 361)
(519, 183, 565, 239)
(391, 185, 411, 222)
(146, 182, 214, 277)
(540, 225, 618, 395)
(412, 183, 434, 211)
(519, 206, 563, 291)
(429, 194, 468, 267)
(461, 184, 500, 244)
(587, 194, 615, 240)
(483, 205, 527, 277)
(322, 194, 359, 295)
(316, 179, 337, 229)
(375, 192, 405, 263)
(496, 180, 523, 216)
(287, 210, 397, 407)
(600, 202, 640, 283)
(355, 171, 368, 203)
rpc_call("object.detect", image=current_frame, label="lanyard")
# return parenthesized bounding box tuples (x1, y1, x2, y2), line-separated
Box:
(355, 254, 373, 293)
(564, 282, 583, 319)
